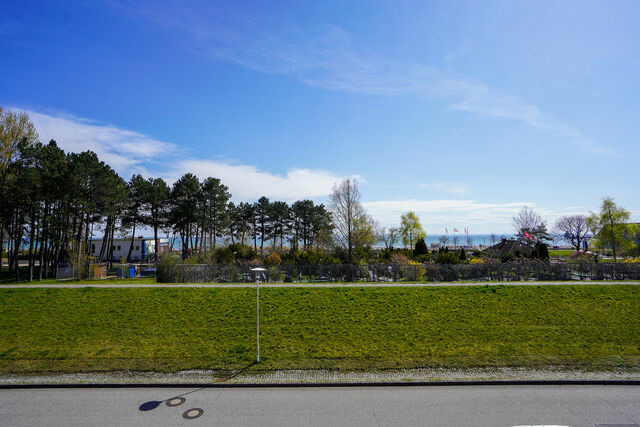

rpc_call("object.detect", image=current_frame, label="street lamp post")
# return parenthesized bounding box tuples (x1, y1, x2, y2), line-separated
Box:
(250, 267, 266, 363)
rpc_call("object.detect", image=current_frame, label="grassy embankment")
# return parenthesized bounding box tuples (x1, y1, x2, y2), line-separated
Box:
(1, 285, 639, 375)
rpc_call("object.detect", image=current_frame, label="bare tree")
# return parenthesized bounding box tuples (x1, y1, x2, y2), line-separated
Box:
(512, 206, 550, 243)
(438, 235, 450, 248)
(329, 178, 374, 263)
(378, 226, 400, 250)
(554, 214, 589, 251)
(490, 233, 497, 245)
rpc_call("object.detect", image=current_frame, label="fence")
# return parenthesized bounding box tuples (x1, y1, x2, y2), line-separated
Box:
(156, 262, 640, 283)
(55, 263, 155, 281)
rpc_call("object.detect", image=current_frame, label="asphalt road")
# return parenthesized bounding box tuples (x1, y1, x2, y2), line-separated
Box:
(1, 385, 639, 426)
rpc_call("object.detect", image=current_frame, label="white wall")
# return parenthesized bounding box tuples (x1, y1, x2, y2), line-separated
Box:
(90, 239, 148, 262)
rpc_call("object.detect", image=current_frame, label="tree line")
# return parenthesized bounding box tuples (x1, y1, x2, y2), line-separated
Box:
(2, 107, 638, 282)
(0, 108, 339, 281)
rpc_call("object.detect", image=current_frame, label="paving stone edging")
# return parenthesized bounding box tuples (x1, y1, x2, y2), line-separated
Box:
(2, 367, 640, 386)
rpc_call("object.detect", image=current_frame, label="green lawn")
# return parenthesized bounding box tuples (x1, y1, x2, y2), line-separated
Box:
(549, 250, 574, 257)
(0, 267, 157, 285)
(1, 285, 639, 374)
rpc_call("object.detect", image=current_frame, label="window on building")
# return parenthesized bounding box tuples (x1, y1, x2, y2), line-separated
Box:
(135, 246, 140, 250)
(117, 245, 121, 251)
(91, 244, 95, 252)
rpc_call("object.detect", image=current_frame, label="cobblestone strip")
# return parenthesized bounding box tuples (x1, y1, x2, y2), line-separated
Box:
(2, 367, 640, 385)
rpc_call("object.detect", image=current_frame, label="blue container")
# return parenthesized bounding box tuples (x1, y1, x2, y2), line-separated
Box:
(128, 266, 135, 278)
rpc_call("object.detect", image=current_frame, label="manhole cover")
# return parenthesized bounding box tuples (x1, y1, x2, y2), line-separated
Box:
(166, 397, 185, 407)
(183, 408, 204, 419)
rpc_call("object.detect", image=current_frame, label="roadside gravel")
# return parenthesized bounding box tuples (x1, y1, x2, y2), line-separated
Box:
(2, 367, 640, 385)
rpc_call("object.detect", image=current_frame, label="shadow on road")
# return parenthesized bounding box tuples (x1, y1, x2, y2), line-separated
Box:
(138, 387, 205, 412)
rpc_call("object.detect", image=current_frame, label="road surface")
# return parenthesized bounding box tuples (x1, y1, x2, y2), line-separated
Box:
(1, 385, 639, 426)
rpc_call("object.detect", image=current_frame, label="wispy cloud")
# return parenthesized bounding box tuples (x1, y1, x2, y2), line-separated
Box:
(118, 3, 615, 157)
(419, 182, 471, 196)
(27, 109, 178, 175)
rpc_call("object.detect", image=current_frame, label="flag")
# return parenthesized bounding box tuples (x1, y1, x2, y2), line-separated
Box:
(445, 228, 448, 233)
(453, 228, 459, 233)
(524, 231, 533, 241)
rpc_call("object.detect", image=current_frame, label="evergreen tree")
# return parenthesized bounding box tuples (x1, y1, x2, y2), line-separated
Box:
(414, 237, 428, 256)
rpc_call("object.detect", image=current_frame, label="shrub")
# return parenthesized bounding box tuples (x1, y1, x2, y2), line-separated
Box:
(246, 258, 264, 268)
(459, 248, 466, 261)
(409, 261, 426, 280)
(413, 238, 428, 256)
(392, 253, 411, 264)
(532, 241, 549, 260)
(469, 258, 484, 265)
(156, 253, 182, 282)
(569, 251, 594, 264)
(623, 256, 640, 263)
(436, 252, 459, 264)
(266, 252, 281, 266)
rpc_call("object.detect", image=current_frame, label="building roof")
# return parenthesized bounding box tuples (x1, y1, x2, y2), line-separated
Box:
(483, 238, 534, 256)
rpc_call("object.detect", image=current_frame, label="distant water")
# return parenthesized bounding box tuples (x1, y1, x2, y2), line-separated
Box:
(382, 233, 567, 249)
(169, 233, 571, 251)
(393, 234, 515, 248)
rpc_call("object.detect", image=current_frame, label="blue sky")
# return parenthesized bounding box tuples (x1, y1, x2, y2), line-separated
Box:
(2, 0, 639, 233)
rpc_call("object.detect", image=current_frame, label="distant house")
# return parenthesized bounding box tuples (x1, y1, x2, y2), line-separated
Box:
(90, 237, 168, 262)
(483, 238, 533, 257)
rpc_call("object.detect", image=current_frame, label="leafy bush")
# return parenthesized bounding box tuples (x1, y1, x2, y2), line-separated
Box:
(266, 252, 281, 266)
(436, 252, 459, 264)
(392, 253, 411, 264)
(623, 256, 640, 263)
(532, 241, 549, 260)
(569, 251, 595, 264)
(469, 258, 484, 264)
(409, 261, 426, 280)
(156, 253, 182, 282)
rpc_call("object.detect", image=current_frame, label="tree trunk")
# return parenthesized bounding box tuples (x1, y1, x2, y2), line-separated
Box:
(0, 227, 4, 274)
(153, 224, 159, 265)
(126, 221, 136, 262)
(27, 212, 36, 281)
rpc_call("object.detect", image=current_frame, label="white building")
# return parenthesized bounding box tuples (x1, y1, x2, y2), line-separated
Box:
(90, 238, 167, 262)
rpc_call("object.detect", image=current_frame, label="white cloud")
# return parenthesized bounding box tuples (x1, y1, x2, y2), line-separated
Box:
(27, 110, 178, 174)
(120, 4, 615, 157)
(363, 199, 535, 232)
(168, 159, 346, 201)
(419, 182, 470, 196)
(22, 107, 348, 201)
